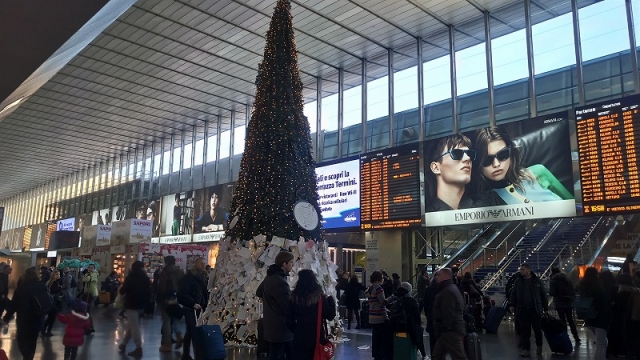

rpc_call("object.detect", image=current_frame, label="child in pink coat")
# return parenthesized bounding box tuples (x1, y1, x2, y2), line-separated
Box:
(57, 299, 91, 360)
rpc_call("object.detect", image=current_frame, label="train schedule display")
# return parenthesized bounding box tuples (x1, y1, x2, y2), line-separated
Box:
(359, 143, 423, 230)
(576, 94, 640, 215)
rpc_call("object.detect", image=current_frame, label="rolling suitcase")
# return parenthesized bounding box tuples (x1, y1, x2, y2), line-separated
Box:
(257, 318, 269, 358)
(482, 305, 507, 334)
(193, 323, 226, 360)
(393, 332, 417, 360)
(464, 332, 482, 360)
(544, 331, 573, 355)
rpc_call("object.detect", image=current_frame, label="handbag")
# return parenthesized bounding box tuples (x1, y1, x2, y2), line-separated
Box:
(313, 297, 335, 360)
(114, 293, 126, 310)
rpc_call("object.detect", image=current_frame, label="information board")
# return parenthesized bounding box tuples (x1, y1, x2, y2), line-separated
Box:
(576, 94, 640, 215)
(359, 143, 423, 230)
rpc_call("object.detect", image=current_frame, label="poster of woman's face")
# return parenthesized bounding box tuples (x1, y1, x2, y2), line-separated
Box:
(423, 112, 577, 226)
(193, 183, 234, 234)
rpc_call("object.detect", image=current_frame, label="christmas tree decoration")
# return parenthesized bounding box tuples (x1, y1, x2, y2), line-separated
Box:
(201, 0, 339, 347)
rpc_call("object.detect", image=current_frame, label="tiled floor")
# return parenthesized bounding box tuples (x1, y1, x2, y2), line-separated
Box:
(0, 307, 619, 359)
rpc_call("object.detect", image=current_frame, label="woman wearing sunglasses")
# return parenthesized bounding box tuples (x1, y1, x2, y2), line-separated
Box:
(472, 126, 568, 204)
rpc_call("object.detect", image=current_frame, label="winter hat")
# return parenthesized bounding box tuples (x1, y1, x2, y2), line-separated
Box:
(400, 282, 412, 293)
(72, 299, 87, 314)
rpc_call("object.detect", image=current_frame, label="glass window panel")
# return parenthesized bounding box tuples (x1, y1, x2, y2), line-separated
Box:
(220, 130, 231, 159)
(153, 154, 160, 177)
(424, 55, 451, 105)
(162, 151, 170, 175)
(144, 157, 151, 179)
(135, 161, 142, 178)
(456, 42, 488, 96)
(491, 27, 528, 86)
(321, 93, 339, 131)
(343, 86, 361, 128)
(304, 101, 317, 134)
(234, 126, 246, 155)
(206, 135, 217, 163)
(184, 143, 192, 169)
(394, 64, 418, 113)
(172, 147, 181, 173)
(579, 0, 628, 62)
(367, 76, 389, 121)
(194, 139, 204, 166)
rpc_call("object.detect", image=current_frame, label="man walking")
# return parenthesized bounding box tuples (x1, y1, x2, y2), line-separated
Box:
(256, 251, 295, 360)
(157, 256, 184, 353)
(432, 268, 467, 360)
(509, 263, 548, 357)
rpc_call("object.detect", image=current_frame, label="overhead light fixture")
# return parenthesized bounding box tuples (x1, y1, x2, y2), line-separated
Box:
(0, 97, 27, 116)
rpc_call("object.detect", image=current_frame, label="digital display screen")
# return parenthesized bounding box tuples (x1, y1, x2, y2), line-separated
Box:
(316, 157, 360, 230)
(576, 94, 640, 215)
(359, 143, 423, 230)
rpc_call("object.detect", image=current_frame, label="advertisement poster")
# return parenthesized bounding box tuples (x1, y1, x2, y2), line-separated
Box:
(0, 228, 11, 249)
(160, 192, 194, 237)
(96, 225, 112, 246)
(424, 112, 576, 226)
(11, 228, 25, 252)
(130, 219, 153, 244)
(610, 233, 640, 258)
(111, 220, 130, 246)
(192, 183, 234, 241)
(365, 236, 379, 276)
(315, 157, 360, 230)
(29, 223, 47, 251)
(92, 208, 113, 225)
(82, 225, 98, 248)
(56, 217, 76, 231)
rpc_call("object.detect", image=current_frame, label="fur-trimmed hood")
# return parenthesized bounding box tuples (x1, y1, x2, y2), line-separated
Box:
(71, 310, 90, 321)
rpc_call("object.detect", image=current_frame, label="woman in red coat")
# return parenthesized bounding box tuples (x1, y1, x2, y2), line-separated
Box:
(57, 299, 91, 360)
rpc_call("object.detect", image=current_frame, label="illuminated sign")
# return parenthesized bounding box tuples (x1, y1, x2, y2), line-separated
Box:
(316, 157, 360, 230)
(576, 94, 640, 215)
(360, 143, 423, 230)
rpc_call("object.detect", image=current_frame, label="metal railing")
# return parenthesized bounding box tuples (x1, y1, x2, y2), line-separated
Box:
(482, 249, 523, 292)
(441, 224, 494, 269)
(540, 244, 570, 280)
(461, 221, 526, 274)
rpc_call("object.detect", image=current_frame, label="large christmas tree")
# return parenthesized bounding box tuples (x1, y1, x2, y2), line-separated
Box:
(202, 0, 337, 347)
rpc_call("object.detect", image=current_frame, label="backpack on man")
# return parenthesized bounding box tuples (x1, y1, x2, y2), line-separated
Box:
(387, 295, 407, 326)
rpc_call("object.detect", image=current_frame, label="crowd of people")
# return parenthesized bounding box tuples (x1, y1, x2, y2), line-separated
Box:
(0, 257, 211, 360)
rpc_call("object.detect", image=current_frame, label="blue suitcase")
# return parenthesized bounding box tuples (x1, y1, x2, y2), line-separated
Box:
(544, 331, 573, 355)
(482, 306, 507, 334)
(193, 323, 226, 360)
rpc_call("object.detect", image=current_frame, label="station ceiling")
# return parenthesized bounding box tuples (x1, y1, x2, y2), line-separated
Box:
(0, 0, 574, 201)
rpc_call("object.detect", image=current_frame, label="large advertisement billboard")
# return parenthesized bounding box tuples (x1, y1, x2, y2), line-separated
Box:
(0, 207, 4, 239)
(160, 192, 194, 237)
(192, 183, 234, 242)
(30, 223, 48, 251)
(315, 157, 360, 230)
(0, 228, 10, 249)
(424, 112, 576, 226)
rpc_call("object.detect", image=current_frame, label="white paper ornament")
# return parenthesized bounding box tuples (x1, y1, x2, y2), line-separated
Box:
(229, 215, 239, 229)
(293, 201, 319, 231)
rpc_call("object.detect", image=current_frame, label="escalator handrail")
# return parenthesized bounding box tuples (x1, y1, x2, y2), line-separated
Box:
(441, 223, 495, 269)
(459, 221, 525, 273)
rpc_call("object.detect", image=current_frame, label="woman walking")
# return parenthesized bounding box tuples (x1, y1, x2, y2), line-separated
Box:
(289, 269, 337, 360)
(42, 270, 64, 336)
(577, 267, 612, 359)
(81, 264, 99, 334)
(117, 261, 152, 358)
(368, 270, 392, 360)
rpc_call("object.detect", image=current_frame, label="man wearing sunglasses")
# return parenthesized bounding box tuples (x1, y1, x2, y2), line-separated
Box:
(426, 134, 477, 212)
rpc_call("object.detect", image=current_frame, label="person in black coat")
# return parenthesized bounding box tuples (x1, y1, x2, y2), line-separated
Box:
(256, 251, 295, 360)
(422, 277, 439, 355)
(42, 270, 64, 336)
(395, 282, 426, 358)
(289, 269, 336, 360)
(117, 261, 152, 358)
(578, 267, 612, 359)
(178, 257, 209, 360)
(2, 268, 48, 360)
(344, 274, 366, 329)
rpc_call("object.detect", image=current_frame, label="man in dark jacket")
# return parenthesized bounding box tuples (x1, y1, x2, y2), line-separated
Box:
(509, 263, 548, 357)
(256, 251, 294, 360)
(423, 277, 439, 356)
(416, 269, 429, 315)
(158, 256, 185, 352)
(549, 266, 580, 343)
(432, 268, 466, 360)
(179, 257, 209, 360)
(0, 264, 11, 317)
